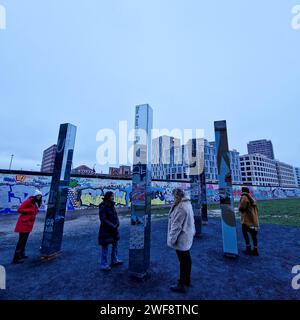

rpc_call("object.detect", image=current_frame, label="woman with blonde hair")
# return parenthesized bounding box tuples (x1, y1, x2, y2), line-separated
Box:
(167, 188, 195, 293)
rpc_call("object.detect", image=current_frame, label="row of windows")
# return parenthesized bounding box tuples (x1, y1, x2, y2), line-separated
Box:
(240, 156, 275, 164)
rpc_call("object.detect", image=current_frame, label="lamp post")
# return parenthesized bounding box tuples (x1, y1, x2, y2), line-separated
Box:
(9, 154, 14, 170)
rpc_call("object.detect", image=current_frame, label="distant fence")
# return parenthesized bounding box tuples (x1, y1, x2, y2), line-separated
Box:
(1, 170, 300, 214)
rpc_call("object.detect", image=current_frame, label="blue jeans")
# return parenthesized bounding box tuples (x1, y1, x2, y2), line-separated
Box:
(101, 241, 119, 267)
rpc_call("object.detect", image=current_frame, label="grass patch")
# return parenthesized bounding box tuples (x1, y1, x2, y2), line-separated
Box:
(256, 198, 300, 227)
(209, 198, 300, 227)
(118, 199, 300, 227)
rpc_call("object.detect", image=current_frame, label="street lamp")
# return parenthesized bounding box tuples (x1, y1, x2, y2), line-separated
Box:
(9, 154, 14, 170)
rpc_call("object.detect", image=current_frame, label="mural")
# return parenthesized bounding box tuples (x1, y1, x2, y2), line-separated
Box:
(207, 184, 300, 203)
(0, 172, 299, 214)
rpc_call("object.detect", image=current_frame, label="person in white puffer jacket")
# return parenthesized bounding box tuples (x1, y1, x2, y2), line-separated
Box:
(167, 188, 195, 293)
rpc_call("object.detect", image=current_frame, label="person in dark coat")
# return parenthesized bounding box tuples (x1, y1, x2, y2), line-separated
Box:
(13, 190, 42, 264)
(98, 191, 123, 271)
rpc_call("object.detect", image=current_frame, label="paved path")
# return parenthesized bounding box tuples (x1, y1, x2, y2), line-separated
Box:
(0, 212, 299, 300)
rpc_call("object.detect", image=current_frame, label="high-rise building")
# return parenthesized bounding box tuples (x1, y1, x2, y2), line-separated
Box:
(205, 141, 242, 184)
(247, 139, 275, 160)
(41, 144, 57, 173)
(152, 136, 186, 180)
(275, 161, 297, 188)
(294, 167, 300, 187)
(240, 154, 279, 186)
(152, 136, 242, 183)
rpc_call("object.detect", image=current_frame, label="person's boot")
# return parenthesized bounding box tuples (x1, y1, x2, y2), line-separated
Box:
(100, 264, 112, 271)
(251, 247, 259, 256)
(242, 245, 252, 255)
(170, 281, 187, 293)
(12, 253, 24, 264)
(111, 259, 123, 267)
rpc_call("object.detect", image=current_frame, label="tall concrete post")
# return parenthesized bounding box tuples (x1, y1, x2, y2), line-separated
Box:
(200, 170, 208, 225)
(214, 120, 238, 257)
(187, 138, 204, 238)
(41, 123, 76, 258)
(129, 104, 153, 278)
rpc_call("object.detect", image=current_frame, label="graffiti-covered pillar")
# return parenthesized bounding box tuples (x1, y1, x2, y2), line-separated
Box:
(41, 123, 77, 258)
(214, 120, 238, 257)
(200, 170, 208, 225)
(129, 104, 153, 278)
(187, 138, 204, 238)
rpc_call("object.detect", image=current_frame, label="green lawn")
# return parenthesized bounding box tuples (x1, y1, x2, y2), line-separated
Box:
(208, 198, 300, 227)
(255, 198, 300, 227)
(119, 198, 300, 227)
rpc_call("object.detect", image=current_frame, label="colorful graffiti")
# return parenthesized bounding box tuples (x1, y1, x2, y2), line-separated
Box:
(207, 184, 300, 203)
(0, 173, 190, 214)
(1, 172, 300, 214)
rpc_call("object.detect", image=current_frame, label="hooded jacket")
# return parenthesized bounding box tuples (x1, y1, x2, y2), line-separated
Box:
(15, 197, 39, 233)
(238, 193, 259, 227)
(167, 197, 196, 251)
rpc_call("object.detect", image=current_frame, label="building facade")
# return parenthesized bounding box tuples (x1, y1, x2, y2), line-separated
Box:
(294, 167, 300, 187)
(240, 154, 279, 186)
(72, 165, 95, 176)
(152, 136, 187, 180)
(247, 139, 275, 160)
(108, 165, 131, 177)
(275, 161, 297, 188)
(206, 141, 242, 184)
(41, 144, 57, 173)
(152, 137, 242, 184)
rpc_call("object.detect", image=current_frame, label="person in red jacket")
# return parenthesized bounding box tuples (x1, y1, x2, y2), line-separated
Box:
(13, 190, 43, 264)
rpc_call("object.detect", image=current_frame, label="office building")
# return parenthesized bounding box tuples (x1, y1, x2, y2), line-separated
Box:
(294, 167, 300, 187)
(275, 161, 297, 188)
(41, 144, 57, 173)
(240, 154, 279, 186)
(247, 139, 275, 160)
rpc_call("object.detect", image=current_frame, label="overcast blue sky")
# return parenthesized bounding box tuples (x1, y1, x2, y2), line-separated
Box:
(0, 0, 299, 172)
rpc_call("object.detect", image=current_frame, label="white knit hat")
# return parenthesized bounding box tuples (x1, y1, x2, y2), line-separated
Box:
(33, 189, 42, 197)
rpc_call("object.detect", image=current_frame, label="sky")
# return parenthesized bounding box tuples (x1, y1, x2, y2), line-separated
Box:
(0, 0, 300, 172)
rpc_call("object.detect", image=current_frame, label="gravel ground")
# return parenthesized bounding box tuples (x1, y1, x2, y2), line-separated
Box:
(0, 211, 299, 300)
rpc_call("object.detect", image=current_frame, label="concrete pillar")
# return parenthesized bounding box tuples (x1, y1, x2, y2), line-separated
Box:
(200, 170, 208, 225)
(129, 104, 153, 278)
(41, 123, 76, 258)
(214, 120, 238, 257)
(187, 138, 204, 238)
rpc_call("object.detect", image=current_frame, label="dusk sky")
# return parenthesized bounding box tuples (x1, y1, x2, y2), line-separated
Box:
(0, 0, 300, 172)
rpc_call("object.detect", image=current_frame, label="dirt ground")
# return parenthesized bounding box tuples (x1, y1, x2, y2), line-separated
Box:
(0, 211, 300, 300)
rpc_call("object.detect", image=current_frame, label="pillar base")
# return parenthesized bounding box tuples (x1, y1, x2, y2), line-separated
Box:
(224, 252, 239, 259)
(129, 270, 150, 280)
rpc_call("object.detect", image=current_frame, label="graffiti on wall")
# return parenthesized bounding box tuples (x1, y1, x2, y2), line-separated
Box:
(0, 174, 51, 213)
(0, 173, 190, 214)
(1, 173, 300, 214)
(207, 184, 300, 203)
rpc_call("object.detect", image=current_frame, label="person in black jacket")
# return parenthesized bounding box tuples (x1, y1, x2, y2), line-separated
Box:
(98, 191, 123, 271)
